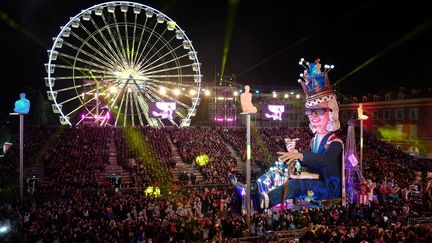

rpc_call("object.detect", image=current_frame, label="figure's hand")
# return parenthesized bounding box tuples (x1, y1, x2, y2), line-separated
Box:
(284, 138, 299, 152)
(277, 151, 303, 165)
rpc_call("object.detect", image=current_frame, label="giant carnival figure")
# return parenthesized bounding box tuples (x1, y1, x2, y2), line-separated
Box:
(230, 58, 346, 210)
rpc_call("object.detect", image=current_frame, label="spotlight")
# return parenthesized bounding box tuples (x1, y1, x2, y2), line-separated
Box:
(173, 89, 180, 96)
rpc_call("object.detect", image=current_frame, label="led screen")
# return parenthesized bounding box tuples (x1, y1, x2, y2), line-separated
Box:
(148, 102, 177, 119)
(262, 104, 285, 121)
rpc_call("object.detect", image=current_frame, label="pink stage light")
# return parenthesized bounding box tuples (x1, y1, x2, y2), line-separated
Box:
(226, 118, 234, 122)
(216, 118, 224, 121)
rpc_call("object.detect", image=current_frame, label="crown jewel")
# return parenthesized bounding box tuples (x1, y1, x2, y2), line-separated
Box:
(298, 58, 336, 107)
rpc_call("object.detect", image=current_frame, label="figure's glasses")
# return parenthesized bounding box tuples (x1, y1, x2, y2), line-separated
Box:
(304, 108, 332, 116)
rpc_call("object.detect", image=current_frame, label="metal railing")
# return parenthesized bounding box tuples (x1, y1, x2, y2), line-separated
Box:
(407, 217, 432, 226)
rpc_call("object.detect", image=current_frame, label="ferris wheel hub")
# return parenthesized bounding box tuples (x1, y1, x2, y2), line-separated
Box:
(114, 67, 145, 81)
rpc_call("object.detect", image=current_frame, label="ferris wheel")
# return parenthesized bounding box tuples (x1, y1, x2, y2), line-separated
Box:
(45, 1, 201, 127)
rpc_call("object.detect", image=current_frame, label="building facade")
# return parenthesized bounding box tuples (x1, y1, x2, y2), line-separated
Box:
(339, 89, 432, 158)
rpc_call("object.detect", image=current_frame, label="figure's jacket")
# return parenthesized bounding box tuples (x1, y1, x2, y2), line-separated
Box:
(301, 131, 343, 199)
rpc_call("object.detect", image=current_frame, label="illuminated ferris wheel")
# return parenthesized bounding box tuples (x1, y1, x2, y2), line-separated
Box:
(45, 1, 201, 127)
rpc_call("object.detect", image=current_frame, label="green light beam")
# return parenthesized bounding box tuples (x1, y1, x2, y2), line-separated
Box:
(0, 11, 47, 49)
(237, 2, 375, 78)
(220, 0, 240, 80)
(237, 35, 313, 77)
(124, 127, 172, 195)
(334, 19, 432, 86)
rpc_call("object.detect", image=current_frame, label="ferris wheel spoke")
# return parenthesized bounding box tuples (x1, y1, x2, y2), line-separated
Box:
(106, 82, 123, 108)
(52, 63, 114, 78)
(53, 83, 93, 93)
(67, 32, 118, 70)
(97, 79, 123, 97)
(143, 63, 193, 76)
(143, 86, 161, 102)
(81, 21, 124, 67)
(100, 92, 122, 125)
(140, 51, 187, 73)
(138, 35, 176, 69)
(111, 12, 128, 63)
(138, 27, 168, 66)
(132, 92, 144, 126)
(129, 91, 135, 127)
(59, 89, 94, 106)
(135, 23, 158, 67)
(63, 95, 97, 118)
(86, 24, 124, 69)
(132, 17, 149, 66)
(145, 74, 196, 79)
(99, 112, 110, 126)
(130, 80, 164, 127)
(130, 14, 139, 64)
(114, 81, 128, 126)
(123, 89, 130, 127)
(98, 15, 127, 65)
(85, 67, 116, 77)
(53, 75, 115, 81)
(146, 85, 191, 111)
(78, 66, 115, 78)
(99, 91, 121, 126)
(136, 94, 160, 127)
(68, 79, 122, 115)
(57, 49, 115, 73)
(107, 89, 122, 109)
(149, 89, 191, 109)
(123, 13, 131, 63)
(145, 78, 196, 89)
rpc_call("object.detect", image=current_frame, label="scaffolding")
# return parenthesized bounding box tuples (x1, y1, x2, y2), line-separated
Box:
(209, 75, 238, 126)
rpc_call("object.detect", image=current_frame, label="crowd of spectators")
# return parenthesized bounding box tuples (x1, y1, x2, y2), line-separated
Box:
(40, 127, 110, 193)
(178, 172, 196, 185)
(0, 125, 431, 241)
(167, 127, 241, 184)
(0, 187, 235, 242)
(0, 126, 55, 193)
(115, 127, 175, 190)
(1, 184, 431, 242)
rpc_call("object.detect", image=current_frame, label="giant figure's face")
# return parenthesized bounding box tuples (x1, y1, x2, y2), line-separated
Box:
(306, 101, 330, 134)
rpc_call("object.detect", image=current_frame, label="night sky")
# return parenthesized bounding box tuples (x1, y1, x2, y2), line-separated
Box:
(0, 0, 431, 121)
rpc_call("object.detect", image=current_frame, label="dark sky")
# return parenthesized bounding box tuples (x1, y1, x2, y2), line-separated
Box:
(0, 0, 431, 120)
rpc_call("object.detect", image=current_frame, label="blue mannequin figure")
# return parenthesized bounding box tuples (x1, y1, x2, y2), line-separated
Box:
(14, 93, 30, 114)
